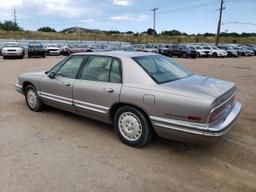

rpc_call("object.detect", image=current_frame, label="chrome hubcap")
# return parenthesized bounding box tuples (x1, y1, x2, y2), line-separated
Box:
(27, 89, 37, 108)
(118, 112, 142, 141)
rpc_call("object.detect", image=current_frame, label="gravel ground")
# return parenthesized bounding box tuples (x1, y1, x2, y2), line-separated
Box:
(0, 55, 255, 192)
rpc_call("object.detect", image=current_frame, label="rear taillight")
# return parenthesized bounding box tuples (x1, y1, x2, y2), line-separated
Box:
(209, 105, 226, 123)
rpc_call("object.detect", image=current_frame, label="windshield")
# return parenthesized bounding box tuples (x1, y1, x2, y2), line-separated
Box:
(133, 55, 192, 84)
(46, 44, 58, 47)
(145, 45, 154, 49)
(212, 46, 219, 50)
(203, 47, 210, 50)
(5, 43, 20, 47)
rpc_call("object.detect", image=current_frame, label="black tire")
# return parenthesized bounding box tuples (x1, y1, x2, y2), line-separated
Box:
(241, 52, 245, 56)
(212, 52, 218, 58)
(25, 85, 44, 112)
(28, 54, 31, 58)
(182, 52, 187, 58)
(42, 54, 46, 58)
(168, 51, 173, 57)
(114, 106, 153, 147)
(3, 56, 6, 59)
(197, 52, 200, 58)
(20, 55, 24, 59)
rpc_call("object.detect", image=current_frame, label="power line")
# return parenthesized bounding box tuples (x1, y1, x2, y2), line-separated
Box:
(223, 21, 256, 26)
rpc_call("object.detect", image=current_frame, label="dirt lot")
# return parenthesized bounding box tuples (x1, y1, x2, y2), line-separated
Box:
(0, 55, 255, 192)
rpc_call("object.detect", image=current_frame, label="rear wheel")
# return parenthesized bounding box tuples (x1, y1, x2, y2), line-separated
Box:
(114, 106, 153, 147)
(25, 85, 44, 112)
(3, 56, 6, 59)
(168, 51, 173, 57)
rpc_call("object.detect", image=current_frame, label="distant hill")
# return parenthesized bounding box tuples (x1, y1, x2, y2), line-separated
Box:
(60, 27, 106, 34)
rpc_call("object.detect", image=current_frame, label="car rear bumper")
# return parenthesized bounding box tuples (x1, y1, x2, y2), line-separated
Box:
(150, 101, 242, 143)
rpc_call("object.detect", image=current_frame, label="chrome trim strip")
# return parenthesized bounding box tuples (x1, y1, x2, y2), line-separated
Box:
(39, 91, 72, 102)
(39, 91, 109, 113)
(73, 100, 109, 111)
(150, 116, 207, 131)
(150, 101, 242, 136)
(153, 122, 204, 135)
(74, 104, 106, 114)
(15, 84, 22, 89)
(40, 95, 73, 105)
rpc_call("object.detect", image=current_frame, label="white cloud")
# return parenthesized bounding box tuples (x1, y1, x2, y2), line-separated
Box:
(110, 14, 149, 21)
(0, 0, 23, 8)
(80, 19, 95, 23)
(0, 0, 99, 20)
(112, 0, 131, 6)
(33, 0, 86, 18)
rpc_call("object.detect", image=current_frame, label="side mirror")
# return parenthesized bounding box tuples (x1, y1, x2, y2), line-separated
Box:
(48, 71, 56, 79)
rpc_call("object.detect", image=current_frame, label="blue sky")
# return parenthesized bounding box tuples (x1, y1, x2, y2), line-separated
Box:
(0, 0, 255, 34)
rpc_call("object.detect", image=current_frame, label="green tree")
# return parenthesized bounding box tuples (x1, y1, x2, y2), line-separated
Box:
(0, 20, 22, 31)
(147, 28, 157, 35)
(37, 26, 57, 32)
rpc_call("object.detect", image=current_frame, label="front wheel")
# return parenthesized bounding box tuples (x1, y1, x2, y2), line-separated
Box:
(25, 85, 44, 112)
(212, 52, 218, 58)
(114, 106, 153, 147)
(182, 52, 187, 58)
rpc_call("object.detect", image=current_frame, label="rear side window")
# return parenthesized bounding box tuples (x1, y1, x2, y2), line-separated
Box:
(80, 56, 111, 82)
(80, 56, 122, 83)
(110, 59, 121, 83)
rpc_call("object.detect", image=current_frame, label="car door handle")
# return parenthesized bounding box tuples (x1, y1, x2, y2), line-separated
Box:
(104, 88, 114, 93)
(62, 82, 71, 86)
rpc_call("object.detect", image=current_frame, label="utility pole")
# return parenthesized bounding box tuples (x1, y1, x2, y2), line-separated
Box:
(215, 0, 225, 45)
(14, 8, 17, 26)
(151, 8, 158, 35)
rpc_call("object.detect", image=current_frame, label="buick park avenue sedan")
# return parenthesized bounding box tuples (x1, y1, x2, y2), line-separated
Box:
(15, 52, 242, 147)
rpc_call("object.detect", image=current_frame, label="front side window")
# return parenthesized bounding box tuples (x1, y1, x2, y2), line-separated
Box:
(55, 55, 85, 79)
(133, 55, 191, 84)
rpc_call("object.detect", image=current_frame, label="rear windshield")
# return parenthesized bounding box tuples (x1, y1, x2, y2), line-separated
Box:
(133, 55, 192, 84)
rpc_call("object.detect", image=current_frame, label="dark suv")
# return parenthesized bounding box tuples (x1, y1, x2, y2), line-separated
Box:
(168, 44, 197, 58)
(28, 42, 46, 58)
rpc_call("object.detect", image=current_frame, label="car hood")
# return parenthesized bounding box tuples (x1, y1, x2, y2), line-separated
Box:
(161, 75, 235, 101)
(21, 70, 47, 78)
(3, 47, 23, 50)
(46, 47, 59, 50)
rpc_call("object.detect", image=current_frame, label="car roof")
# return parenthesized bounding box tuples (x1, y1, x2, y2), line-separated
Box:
(73, 51, 158, 58)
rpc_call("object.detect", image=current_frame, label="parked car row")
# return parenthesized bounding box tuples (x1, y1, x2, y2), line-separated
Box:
(1, 41, 256, 59)
(157, 43, 256, 58)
